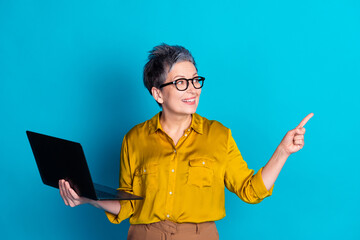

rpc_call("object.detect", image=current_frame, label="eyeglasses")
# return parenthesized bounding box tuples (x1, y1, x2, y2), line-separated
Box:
(159, 76, 205, 91)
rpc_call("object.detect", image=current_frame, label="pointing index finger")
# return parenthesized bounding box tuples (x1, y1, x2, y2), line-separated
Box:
(297, 113, 314, 128)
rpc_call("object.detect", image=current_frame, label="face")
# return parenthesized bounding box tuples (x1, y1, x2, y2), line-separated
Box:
(152, 61, 201, 117)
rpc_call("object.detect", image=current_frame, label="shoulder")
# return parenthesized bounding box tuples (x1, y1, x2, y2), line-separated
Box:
(194, 113, 230, 136)
(124, 121, 151, 139)
(123, 113, 158, 141)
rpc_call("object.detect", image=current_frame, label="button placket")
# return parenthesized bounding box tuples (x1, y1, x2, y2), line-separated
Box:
(184, 129, 191, 137)
(165, 148, 177, 220)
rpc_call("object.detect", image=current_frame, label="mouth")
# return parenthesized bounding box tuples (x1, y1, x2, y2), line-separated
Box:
(182, 97, 196, 105)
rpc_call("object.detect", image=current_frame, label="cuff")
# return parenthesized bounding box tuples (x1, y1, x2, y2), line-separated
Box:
(252, 167, 274, 199)
(105, 200, 134, 224)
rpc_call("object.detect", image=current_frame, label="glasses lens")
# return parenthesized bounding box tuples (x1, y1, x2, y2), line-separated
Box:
(175, 79, 188, 91)
(193, 77, 204, 89)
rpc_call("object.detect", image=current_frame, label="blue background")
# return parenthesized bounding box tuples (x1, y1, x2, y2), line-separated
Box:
(1, 0, 359, 239)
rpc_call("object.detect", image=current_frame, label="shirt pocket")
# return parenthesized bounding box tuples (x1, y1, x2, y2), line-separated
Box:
(133, 164, 159, 195)
(187, 158, 214, 187)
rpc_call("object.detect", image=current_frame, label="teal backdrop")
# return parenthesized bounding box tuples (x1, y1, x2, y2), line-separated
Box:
(1, 0, 359, 239)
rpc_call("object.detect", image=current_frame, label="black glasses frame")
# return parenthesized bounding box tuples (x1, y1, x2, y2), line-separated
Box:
(159, 76, 205, 91)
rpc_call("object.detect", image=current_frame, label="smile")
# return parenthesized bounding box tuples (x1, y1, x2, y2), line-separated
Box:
(182, 97, 196, 102)
(182, 97, 196, 105)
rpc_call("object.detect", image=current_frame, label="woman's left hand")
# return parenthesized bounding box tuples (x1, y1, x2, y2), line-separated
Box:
(279, 113, 314, 155)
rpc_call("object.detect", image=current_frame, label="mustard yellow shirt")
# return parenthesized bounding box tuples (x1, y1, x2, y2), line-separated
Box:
(106, 112, 273, 224)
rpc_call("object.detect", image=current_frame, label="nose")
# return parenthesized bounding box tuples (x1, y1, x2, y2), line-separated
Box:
(186, 79, 197, 92)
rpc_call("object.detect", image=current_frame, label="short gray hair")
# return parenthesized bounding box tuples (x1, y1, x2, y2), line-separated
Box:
(143, 43, 197, 95)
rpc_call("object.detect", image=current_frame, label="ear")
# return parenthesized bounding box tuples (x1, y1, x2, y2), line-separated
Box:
(151, 87, 164, 105)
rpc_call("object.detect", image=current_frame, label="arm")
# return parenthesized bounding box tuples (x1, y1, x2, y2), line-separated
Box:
(261, 113, 314, 190)
(104, 134, 136, 224)
(224, 130, 272, 204)
(58, 179, 120, 215)
(58, 135, 135, 223)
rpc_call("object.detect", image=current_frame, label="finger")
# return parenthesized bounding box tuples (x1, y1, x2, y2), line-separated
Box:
(69, 188, 86, 206)
(59, 180, 69, 206)
(64, 181, 74, 199)
(61, 180, 72, 205)
(63, 181, 74, 201)
(295, 127, 306, 135)
(297, 113, 314, 128)
(294, 140, 304, 145)
(65, 181, 82, 207)
(64, 181, 76, 207)
(59, 180, 65, 201)
(68, 186, 80, 200)
(294, 135, 304, 141)
(290, 144, 303, 153)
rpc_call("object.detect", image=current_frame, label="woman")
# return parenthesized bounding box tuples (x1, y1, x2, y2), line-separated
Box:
(59, 44, 313, 239)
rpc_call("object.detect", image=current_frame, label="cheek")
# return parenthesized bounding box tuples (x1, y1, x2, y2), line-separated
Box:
(193, 89, 202, 99)
(163, 90, 182, 104)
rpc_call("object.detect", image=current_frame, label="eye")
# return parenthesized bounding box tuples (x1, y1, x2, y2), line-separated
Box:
(176, 79, 186, 85)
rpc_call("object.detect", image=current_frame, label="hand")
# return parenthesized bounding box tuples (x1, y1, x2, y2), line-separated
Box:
(58, 179, 92, 207)
(279, 113, 314, 155)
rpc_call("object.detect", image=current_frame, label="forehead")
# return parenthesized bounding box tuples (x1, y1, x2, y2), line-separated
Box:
(167, 61, 197, 78)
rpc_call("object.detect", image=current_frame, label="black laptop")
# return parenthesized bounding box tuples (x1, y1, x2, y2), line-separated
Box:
(26, 130, 143, 201)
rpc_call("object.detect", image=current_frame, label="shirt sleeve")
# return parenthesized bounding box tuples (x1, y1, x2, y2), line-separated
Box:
(105, 135, 135, 224)
(224, 130, 274, 204)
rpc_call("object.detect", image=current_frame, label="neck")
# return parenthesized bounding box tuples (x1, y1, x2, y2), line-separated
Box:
(160, 111, 192, 135)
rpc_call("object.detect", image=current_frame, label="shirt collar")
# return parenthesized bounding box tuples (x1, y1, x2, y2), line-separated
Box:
(148, 112, 162, 134)
(191, 113, 204, 135)
(148, 112, 204, 135)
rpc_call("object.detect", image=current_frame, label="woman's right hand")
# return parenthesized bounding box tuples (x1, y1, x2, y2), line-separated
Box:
(58, 179, 92, 207)
(58, 179, 121, 215)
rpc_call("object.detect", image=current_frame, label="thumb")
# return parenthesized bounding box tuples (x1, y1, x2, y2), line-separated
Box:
(287, 128, 297, 137)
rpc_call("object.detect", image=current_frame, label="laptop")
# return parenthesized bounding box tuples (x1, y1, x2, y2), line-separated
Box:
(26, 130, 143, 201)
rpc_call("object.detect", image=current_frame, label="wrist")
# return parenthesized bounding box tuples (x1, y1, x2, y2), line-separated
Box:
(277, 144, 291, 158)
(87, 199, 97, 206)
(79, 197, 94, 206)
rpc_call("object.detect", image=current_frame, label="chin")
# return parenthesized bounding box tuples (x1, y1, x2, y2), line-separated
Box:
(163, 101, 199, 116)
(182, 105, 198, 115)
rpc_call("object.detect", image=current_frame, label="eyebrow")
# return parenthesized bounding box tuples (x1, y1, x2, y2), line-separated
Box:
(173, 73, 198, 80)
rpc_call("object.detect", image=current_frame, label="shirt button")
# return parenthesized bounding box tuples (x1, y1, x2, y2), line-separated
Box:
(143, 169, 146, 173)
(174, 150, 176, 153)
(171, 169, 175, 173)
(202, 161, 205, 165)
(169, 191, 172, 195)
(184, 134, 188, 137)
(167, 214, 170, 218)
(187, 129, 190, 132)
